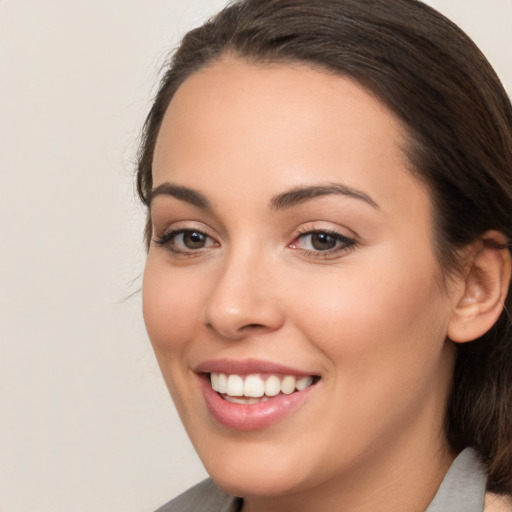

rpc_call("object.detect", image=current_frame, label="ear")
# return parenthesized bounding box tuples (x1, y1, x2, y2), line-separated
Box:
(448, 230, 511, 343)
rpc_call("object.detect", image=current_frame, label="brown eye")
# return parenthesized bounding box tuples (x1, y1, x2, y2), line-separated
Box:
(310, 232, 338, 251)
(182, 231, 208, 249)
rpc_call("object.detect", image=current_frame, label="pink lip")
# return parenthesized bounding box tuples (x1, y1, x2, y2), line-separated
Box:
(194, 358, 315, 376)
(195, 359, 319, 431)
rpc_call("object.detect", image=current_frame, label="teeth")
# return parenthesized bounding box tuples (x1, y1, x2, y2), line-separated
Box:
(226, 374, 244, 396)
(281, 375, 296, 395)
(296, 376, 313, 391)
(217, 373, 228, 393)
(264, 375, 281, 397)
(210, 372, 316, 398)
(225, 396, 268, 405)
(244, 375, 265, 397)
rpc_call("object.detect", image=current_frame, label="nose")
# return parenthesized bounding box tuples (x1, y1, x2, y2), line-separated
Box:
(203, 250, 285, 340)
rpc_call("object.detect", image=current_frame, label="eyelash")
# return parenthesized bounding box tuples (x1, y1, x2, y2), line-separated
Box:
(153, 228, 357, 259)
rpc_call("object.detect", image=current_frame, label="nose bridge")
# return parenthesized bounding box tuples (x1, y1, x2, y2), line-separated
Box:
(203, 240, 284, 339)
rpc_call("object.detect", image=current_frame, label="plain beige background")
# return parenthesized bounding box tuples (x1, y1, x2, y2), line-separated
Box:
(0, 1, 510, 511)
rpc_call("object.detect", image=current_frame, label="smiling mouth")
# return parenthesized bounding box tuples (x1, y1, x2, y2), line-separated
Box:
(209, 372, 321, 404)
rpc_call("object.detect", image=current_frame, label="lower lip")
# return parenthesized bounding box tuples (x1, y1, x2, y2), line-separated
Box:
(199, 375, 316, 431)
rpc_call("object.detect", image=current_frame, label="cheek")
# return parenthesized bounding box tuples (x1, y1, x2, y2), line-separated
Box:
(291, 250, 450, 376)
(142, 257, 203, 355)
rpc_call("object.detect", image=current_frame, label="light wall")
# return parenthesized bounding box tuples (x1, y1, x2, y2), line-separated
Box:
(0, 1, 510, 511)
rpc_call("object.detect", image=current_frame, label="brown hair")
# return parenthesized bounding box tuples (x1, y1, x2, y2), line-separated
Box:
(136, 0, 512, 493)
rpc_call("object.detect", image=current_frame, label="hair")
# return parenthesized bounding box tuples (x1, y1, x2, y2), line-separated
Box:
(136, 0, 512, 493)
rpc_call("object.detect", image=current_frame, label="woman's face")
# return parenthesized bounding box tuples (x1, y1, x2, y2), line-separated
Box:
(143, 58, 458, 501)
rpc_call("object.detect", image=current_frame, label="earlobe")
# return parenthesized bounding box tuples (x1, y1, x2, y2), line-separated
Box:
(447, 231, 511, 343)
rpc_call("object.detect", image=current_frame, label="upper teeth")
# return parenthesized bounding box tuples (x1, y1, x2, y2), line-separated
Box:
(210, 373, 314, 398)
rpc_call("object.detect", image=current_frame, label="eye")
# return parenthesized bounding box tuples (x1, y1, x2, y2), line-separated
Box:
(289, 229, 356, 257)
(306, 232, 339, 251)
(178, 231, 210, 249)
(154, 229, 217, 255)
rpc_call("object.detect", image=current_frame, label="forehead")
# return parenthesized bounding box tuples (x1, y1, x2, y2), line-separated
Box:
(152, 57, 428, 220)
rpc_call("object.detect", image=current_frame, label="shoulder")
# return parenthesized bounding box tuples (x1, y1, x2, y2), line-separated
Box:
(154, 478, 240, 512)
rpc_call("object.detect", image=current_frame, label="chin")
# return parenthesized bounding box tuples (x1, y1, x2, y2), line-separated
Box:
(208, 463, 306, 499)
(192, 434, 313, 498)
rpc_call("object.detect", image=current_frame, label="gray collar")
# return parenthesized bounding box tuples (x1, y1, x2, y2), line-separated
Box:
(425, 448, 486, 512)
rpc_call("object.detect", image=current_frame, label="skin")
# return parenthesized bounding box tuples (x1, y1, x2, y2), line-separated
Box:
(143, 58, 464, 512)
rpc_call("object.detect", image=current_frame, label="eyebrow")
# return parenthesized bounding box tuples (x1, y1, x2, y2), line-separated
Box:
(149, 181, 379, 211)
(149, 183, 211, 209)
(270, 183, 380, 210)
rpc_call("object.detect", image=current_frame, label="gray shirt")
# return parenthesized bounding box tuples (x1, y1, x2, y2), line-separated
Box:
(155, 448, 486, 512)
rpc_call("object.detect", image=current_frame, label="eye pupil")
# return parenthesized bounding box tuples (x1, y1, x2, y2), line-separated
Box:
(312, 232, 337, 251)
(184, 231, 206, 249)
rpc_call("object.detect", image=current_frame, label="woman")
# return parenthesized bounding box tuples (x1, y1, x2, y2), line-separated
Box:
(137, 1, 512, 510)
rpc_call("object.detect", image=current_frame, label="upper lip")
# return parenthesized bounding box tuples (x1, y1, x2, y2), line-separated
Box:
(194, 358, 317, 376)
